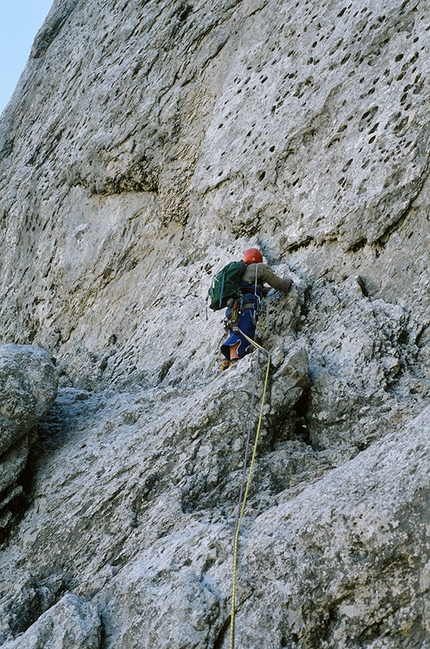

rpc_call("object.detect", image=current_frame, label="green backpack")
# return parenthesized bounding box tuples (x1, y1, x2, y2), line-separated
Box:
(208, 261, 247, 310)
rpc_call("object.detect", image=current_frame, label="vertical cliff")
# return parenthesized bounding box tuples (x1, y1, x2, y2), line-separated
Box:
(0, 0, 429, 647)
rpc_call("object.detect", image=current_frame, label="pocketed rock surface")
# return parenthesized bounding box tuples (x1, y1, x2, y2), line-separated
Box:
(0, 0, 429, 647)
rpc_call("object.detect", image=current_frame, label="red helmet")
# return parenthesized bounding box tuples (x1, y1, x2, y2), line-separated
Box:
(243, 247, 263, 264)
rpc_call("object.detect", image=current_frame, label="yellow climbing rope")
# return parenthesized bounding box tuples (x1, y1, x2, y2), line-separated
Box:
(229, 331, 271, 649)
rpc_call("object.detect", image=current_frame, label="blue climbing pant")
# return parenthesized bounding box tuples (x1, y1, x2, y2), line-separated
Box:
(221, 308, 256, 359)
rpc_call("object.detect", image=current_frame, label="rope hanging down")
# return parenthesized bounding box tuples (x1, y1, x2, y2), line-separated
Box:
(229, 330, 271, 649)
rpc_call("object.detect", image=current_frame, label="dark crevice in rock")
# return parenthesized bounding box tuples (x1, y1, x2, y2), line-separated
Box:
(0, 431, 42, 548)
(99, 613, 109, 649)
(293, 389, 313, 446)
(0, 484, 28, 548)
(347, 236, 368, 253)
(373, 206, 413, 248)
(247, 1, 269, 19)
(26, 128, 65, 167)
(0, 138, 14, 159)
(130, 473, 161, 528)
(177, 3, 193, 24)
(213, 615, 231, 649)
(315, 601, 340, 644)
(200, 37, 231, 73)
(263, 408, 297, 452)
(293, 285, 311, 327)
(158, 358, 175, 383)
(6, 574, 69, 638)
(231, 217, 261, 238)
(373, 169, 429, 247)
(92, 168, 160, 195)
(415, 325, 428, 348)
(285, 235, 315, 253)
(356, 275, 369, 297)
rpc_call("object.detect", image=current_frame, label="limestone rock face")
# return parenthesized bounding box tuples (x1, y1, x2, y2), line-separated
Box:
(0, 345, 57, 538)
(0, 0, 429, 647)
(231, 406, 430, 649)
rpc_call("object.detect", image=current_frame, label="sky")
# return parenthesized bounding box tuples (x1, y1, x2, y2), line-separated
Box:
(0, 0, 53, 115)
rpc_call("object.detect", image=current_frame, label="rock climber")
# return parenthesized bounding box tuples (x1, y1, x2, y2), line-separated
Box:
(220, 247, 293, 370)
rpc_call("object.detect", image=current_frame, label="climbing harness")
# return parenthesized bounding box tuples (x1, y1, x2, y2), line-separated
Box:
(229, 330, 271, 649)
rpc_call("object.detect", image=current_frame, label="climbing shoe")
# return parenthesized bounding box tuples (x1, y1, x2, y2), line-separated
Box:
(221, 359, 238, 371)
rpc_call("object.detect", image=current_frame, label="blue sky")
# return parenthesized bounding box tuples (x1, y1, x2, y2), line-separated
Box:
(0, 0, 53, 115)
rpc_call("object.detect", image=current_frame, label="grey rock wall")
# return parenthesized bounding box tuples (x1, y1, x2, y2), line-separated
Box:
(0, 0, 429, 647)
